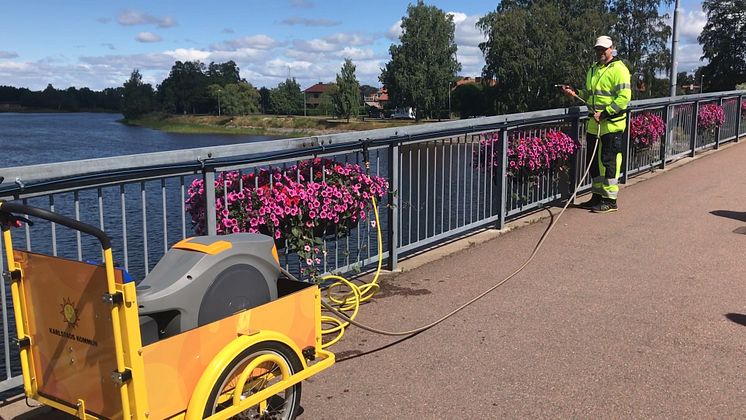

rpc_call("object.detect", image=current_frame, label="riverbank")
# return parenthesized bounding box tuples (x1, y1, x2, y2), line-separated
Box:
(124, 113, 420, 137)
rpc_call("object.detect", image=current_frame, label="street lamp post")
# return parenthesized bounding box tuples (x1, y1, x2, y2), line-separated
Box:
(700, 75, 705, 94)
(217, 89, 222, 116)
(445, 81, 453, 120)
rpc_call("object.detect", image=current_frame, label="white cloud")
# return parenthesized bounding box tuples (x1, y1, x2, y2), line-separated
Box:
(334, 47, 375, 60)
(79, 53, 174, 69)
(117, 10, 177, 28)
(210, 35, 280, 51)
(669, 7, 708, 73)
(136, 32, 162, 43)
(280, 17, 341, 27)
(325, 33, 374, 46)
(0, 61, 31, 71)
(449, 12, 487, 46)
(294, 39, 336, 53)
(163, 48, 211, 62)
(0, 50, 19, 59)
(678, 9, 707, 41)
(386, 20, 402, 41)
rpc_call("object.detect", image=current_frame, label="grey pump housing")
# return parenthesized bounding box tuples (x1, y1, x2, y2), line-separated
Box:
(136, 233, 279, 343)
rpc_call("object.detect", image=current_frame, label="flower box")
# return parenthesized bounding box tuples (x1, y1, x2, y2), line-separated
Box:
(698, 103, 725, 131)
(630, 112, 665, 149)
(474, 129, 579, 177)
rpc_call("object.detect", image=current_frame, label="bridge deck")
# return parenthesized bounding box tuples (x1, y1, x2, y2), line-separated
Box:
(3, 139, 746, 418)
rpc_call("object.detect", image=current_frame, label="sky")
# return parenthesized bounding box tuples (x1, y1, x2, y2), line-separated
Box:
(0, 0, 709, 92)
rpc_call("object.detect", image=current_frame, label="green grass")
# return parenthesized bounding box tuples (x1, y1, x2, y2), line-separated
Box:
(123, 113, 419, 137)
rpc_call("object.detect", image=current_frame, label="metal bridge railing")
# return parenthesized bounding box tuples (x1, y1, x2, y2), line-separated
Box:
(0, 90, 744, 394)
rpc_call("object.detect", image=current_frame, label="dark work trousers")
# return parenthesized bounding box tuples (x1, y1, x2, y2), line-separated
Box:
(585, 131, 624, 199)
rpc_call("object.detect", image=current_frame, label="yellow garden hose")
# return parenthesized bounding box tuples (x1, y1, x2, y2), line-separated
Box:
(318, 196, 384, 348)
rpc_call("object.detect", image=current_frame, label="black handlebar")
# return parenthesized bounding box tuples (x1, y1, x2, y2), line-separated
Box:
(0, 200, 111, 250)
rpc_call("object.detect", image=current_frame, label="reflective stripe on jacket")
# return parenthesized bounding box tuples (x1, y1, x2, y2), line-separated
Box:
(577, 58, 631, 135)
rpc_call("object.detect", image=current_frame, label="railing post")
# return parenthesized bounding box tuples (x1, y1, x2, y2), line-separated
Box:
(689, 100, 699, 158)
(660, 104, 670, 169)
(621, 110, 632, 184)
(387, 143, 399, 271)
(736, 95, 743, 140)
(203, 169, 217, 236)
(498, 129, 508, 229)
(566, 107, 581, 198)
(715, 96, 725, 150)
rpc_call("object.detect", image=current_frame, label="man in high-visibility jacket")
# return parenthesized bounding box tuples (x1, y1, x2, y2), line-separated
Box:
(563, 35, 631, 213)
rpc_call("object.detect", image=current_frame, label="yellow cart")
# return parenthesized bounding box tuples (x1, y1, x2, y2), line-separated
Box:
(0, 200, 334, 419)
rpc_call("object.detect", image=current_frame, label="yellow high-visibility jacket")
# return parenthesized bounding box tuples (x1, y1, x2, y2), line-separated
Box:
(578, 58, 632, 136)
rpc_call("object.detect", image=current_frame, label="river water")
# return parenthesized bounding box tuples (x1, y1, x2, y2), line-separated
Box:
(1, 112, 276, 168)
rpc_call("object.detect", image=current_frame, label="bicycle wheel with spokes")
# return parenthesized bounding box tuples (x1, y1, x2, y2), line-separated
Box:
(203, 341, 303, 419)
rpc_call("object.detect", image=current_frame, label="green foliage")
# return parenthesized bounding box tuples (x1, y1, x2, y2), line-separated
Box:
(221, 82, 260, 115)
(258, 87, 271, 114)
(359, 84, 378, 98)
(207, 84, 223, 115)
(380, 0, 461, 120)
(317, 85, 336, 116)
(157, 61, 209, 114)
(608, 0, 672, 96)
(478, 0, 612, 113)
(699, 0, 746, 91)
(269, 78, 304, 115)
(332, 59, 361, 121)
(122, 69, 154, 119)
(452, 83, 486, 118)
(206, 60, 242, 86)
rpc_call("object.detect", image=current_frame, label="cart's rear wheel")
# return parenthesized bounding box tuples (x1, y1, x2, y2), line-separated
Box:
(203, 341, 303, 419)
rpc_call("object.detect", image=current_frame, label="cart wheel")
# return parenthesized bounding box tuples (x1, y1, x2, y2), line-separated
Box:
(203, 341, 303, 419)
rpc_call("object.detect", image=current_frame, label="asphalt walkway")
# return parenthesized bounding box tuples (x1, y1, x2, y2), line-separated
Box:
(3, 139, 746, 418)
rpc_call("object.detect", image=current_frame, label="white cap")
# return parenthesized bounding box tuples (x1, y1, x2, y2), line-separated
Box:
(595, 35, 613, 49)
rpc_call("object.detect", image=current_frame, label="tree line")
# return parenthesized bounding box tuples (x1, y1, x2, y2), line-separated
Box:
(121, 57, 369, 121)
(0, 84, 122, 112)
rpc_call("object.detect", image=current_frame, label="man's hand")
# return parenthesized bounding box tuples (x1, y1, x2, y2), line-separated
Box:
(593, 111, 602, 123)
(560, 85, 575, 97)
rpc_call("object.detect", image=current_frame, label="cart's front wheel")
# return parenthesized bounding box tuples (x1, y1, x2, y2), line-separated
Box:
(203, 342, 303, 419)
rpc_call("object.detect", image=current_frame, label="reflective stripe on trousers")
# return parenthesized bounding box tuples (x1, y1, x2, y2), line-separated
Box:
(587, 132, 623, 200)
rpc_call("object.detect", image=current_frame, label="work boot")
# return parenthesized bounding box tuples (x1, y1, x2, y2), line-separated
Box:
(578, 194, 602, 209)
(591, 198, 618, 213)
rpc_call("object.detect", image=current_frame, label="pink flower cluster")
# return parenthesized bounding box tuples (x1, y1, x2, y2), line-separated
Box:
(742, 100, 746, 115)
(698, 103, 725, 130)
(186, 158, 389, 278)
(630, 112, 665, 147)
(474, 130, 579, 176)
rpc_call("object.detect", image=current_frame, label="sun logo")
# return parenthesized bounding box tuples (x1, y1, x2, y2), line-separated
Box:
(59, 298, 79, 329)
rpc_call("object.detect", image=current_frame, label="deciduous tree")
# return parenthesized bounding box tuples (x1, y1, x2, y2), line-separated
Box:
(270, 78, 304, 115)
(158, 61, 208, 114)
(698, 0, 746, 91)
(478, 0, 611, 113)
(122, 69, 154, 119)
(331, 59, 360, 121)
(380, 0, 460, 120)
(608, 0, 672, 98)
(221, 82, 260, 115)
